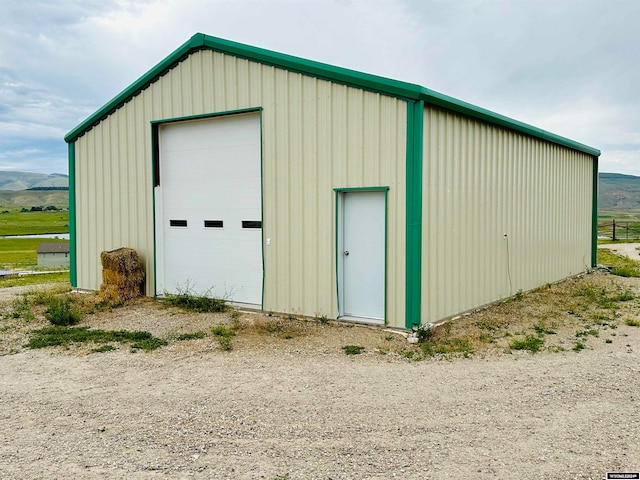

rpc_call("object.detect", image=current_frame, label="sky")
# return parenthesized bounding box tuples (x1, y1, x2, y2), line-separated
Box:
(1, 0, 639, 175)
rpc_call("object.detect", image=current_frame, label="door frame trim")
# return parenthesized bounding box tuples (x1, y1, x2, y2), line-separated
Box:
(334, 186, 389, 324)
(151, 108, 264, 304)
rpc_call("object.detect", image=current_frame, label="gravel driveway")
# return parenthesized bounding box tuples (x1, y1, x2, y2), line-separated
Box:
(1, 325, 639, 479)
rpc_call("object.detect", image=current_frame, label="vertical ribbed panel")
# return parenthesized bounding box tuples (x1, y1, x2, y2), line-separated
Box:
(421, 106, 593, 323)
(74, 50, 407, 326)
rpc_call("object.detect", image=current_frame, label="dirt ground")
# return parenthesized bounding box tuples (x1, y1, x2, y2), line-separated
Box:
(1, 270, 639, 479)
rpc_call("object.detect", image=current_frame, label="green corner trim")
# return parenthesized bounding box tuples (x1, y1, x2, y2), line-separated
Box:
(65, 32, 600, 158)
(591, 156, 599, 267)
(405, 100, 424, 329)
(67, 142, 77, 287)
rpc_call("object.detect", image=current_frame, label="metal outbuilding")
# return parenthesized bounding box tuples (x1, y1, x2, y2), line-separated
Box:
(65, 33, 600, 329)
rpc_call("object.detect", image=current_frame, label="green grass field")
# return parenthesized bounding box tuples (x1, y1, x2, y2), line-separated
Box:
(0, 271, 70, 288)
(0, 210, 69, 236)
(0, 238, 69, 269)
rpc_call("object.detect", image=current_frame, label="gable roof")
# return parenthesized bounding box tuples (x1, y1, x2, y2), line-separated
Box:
(65, 33, 600, 157)
(37, 242, 70, 254)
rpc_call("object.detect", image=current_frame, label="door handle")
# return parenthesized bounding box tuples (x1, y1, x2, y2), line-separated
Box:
(344, 250, 349, 256)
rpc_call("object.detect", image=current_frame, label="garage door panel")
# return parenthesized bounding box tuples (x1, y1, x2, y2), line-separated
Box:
(156, 113, 262, 305)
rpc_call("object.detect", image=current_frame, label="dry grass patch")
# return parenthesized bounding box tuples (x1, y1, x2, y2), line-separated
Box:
(2, 270, 640, 360)
(402, 272, 639, 359)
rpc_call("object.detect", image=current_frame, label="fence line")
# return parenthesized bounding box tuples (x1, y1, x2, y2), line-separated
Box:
(598, 219, 640, 240)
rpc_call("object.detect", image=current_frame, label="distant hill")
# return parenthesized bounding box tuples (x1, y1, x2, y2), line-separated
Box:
(0, 190, 68, 209)
(0, 170, 636, 215)
(598, 172, 640, 213)
(0, 171, 68, 191)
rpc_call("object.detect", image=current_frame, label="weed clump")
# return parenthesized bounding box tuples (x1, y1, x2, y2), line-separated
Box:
(509, 335, 545, 353)
(3, 296, 34, 321)
(175, 331, 207, 341)
(91, 345, 116, 353)
(27, 327, 166, 351)
(624, 318, 640, 327)
(573, 341, 586, 352)
(211, 324, 235, 351)
(342, 345, 364, 355)
(164, 286, 227, 313)
(45, 297, 83, 326)
(131, 337, 168, 352)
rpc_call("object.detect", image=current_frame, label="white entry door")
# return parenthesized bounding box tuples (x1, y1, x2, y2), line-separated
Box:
(339, 191, 385, 323)
(155, 113, 262, 305)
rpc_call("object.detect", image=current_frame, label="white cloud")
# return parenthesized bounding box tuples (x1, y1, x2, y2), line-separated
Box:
(600, 150, 640, 176)
(1, 0, 639, 177)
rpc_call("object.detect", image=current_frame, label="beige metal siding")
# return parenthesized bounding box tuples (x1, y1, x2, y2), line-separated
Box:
(421, 106, 593, 323)
(74, 50, 407, 326)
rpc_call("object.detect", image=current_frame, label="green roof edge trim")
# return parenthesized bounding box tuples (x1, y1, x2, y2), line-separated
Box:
(65, 32, 600, 158)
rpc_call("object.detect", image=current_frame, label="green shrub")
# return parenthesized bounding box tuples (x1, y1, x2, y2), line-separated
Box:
(533, 321, 556, 335)
(416, 323, 434, 343)
(509, 335, 544, 353)
(342, 345, 364, 355)
(45, 297, 82, 326)
(176, 331, 207, 341)
(576, 329, 599, 338)
(211, 324, 236, 351)
(612, 289, 635, 301)
(211, 325, 236, 337)
(163, 285, 227, 312)
(4, 296, 34, 321)
(91, 345, 116, 353)
(27, 326, 166, 351)
(624, 318, 640, 327)
(217, 336, 233, 351)
(131, 337, 168, 352)
(420, 337, 474, 357)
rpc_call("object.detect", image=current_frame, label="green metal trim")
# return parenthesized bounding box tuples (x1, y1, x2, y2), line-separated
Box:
(591, 156, 599, 267)
(64, 32, 600, 157)
(334, 190, 341, 317)
(67, 142, 77, 288)
(199, 34, 419, 101)
(150, 107, 262, 125)
(64, 34, 201, 143)
(383, 189, 388, 325)
(333, 186, 390, 192)
(259, 110, 265, 310)
(151, 123, 158, 296)
(405, 100, 424, 329)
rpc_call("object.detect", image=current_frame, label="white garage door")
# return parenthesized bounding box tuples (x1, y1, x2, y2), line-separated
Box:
(155, 113, 262, 306)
